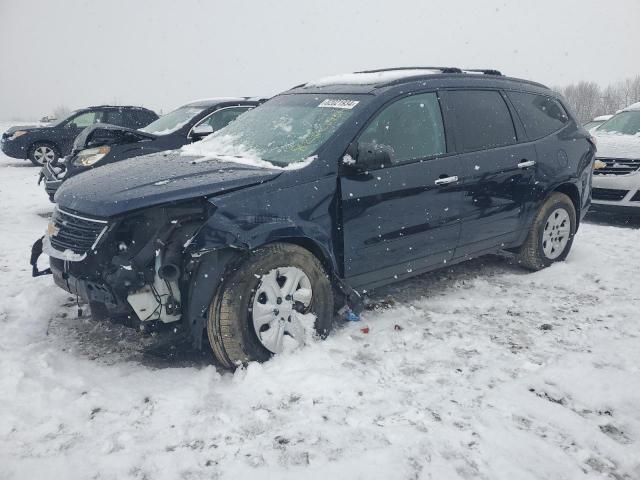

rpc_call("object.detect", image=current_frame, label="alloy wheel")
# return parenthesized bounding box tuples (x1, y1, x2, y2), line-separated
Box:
(33, 146, 55, 165)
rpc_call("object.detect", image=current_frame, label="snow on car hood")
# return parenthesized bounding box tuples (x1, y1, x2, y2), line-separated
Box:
(594, 132, 640, 160)
(55, 150, 282, 217)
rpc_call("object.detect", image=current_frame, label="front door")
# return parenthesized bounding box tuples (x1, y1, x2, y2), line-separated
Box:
(340, 91, 466, 289)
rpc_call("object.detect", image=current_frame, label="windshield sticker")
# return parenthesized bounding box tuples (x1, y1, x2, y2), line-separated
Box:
(318, 99, 359, 109)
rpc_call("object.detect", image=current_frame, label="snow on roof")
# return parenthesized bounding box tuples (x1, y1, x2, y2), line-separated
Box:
(186, 97, 251, 106)
(306, 69, 442, 87)
(622, 102, 640, 112)
(593, 114, 613, 121)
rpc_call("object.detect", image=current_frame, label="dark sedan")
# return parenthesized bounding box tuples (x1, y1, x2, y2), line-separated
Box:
(40, 98, 263, 201)
(1, 106, 158, 166)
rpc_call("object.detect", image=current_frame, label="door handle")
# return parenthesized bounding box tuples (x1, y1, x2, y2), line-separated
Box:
(434, 175, 459, 186)
(517, 160, 536, 169)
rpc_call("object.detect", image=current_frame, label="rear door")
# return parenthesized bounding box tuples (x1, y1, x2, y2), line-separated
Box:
(440, 89, 537, 256)
(340, 91, 466, 288)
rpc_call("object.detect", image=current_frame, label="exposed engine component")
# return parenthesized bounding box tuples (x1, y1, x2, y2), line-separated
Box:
(127, 253, 182, 323)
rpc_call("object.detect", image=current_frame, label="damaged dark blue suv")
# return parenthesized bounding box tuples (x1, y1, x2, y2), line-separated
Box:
(35, 67, 595, 368)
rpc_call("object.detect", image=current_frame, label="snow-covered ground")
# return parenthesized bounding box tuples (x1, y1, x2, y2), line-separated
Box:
(1, 122, 639, 480)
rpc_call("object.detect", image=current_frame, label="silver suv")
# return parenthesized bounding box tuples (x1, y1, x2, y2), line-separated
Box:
(591, 102, 640, 215)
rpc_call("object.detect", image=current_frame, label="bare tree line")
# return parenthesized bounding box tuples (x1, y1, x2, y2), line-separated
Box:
(555, 75, 640, 124)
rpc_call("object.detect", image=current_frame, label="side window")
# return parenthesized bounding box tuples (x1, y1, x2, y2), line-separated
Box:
(138, 110, 156, 127)
(121, 110, 146, 128)
(200, 107, 252, 132)
(68, 111, 100, 128)
(445, 90, 517, 152)
(358, 92, 446, 165)
(508, 92, 569, 139)
(103, 109, 124, 126)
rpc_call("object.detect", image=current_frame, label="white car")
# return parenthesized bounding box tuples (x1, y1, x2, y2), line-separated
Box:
(591, 102, 640, 215)
(584, 114, 613, 132)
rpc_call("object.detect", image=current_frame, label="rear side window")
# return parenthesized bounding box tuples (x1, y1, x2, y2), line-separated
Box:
(103, 109, 124, 125)
(358, 92, 446, 165)
(122, 110, 142, 128)
(445, 90, 516, 152)
(136, 110, 157, 126)
(508, 92, 569, 139)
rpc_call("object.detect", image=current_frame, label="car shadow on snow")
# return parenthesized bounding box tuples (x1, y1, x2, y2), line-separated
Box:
(0, 161, 37, 168)
(50, 253, 524, 370)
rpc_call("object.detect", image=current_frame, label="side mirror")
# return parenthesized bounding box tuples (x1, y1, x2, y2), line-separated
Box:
(190, 124, 214, 141)
(343, 142, 393, 172)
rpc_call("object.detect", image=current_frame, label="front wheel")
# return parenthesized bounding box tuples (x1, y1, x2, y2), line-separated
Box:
(516, 192, 576, 271)
(207, 243, 334, 369)
(28, 142, 59, 166)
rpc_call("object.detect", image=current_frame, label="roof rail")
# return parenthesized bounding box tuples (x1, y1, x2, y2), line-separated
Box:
(463, 69, 503, 76)
(356, 66, 463, 74)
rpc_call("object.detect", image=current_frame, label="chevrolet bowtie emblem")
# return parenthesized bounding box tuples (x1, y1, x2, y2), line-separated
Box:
(593, 160, 607, 170)
(46, 221, 59, 237)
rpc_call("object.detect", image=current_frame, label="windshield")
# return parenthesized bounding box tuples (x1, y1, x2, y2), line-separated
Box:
(598, 111, 640, 136)
(182, 94, 365, 165)
(140, 106, 207, 135)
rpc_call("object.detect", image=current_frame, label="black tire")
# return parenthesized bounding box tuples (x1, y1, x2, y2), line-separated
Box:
(207, 243, 334, 369)
(516, 192, 576, 271)
(28, 142, 59, 166)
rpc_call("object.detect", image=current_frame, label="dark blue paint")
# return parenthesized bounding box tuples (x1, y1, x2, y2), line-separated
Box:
(48, 71, 595, 347)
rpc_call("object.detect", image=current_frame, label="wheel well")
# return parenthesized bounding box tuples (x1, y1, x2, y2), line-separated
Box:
(554, 183, 581, 227)
(267, 237, 336, 276)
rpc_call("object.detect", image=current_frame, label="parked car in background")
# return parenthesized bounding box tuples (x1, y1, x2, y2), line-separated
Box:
(590, 102, 640, 215)
(35, 67, 594, 369)
(40, 98, 264, 201)
(1, 106, 158, 166)
(584, 114, 613, 132)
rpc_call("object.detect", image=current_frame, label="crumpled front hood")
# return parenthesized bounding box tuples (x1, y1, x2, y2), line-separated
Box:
(72, 123, 158, 153)
(55, 151, 282, 217)
(594, 132, 640, 160)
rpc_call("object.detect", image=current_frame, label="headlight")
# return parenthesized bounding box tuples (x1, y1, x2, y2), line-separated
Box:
(9, 130, 27, 140)
(73, 146, 111, 166)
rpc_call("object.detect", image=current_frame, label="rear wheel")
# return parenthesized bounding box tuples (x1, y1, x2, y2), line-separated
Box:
(207, 243, 334, 369)
(28, 142, 58, 166)
(517, 192, 576, 270)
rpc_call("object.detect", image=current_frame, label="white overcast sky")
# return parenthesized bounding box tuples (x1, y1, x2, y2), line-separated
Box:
(0, 0, 638, 119)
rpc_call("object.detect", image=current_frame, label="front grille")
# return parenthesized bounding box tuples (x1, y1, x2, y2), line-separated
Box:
(592, 188, 629, 201)
(49, 208, 108, 256)
(593, 157, 640, 176)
